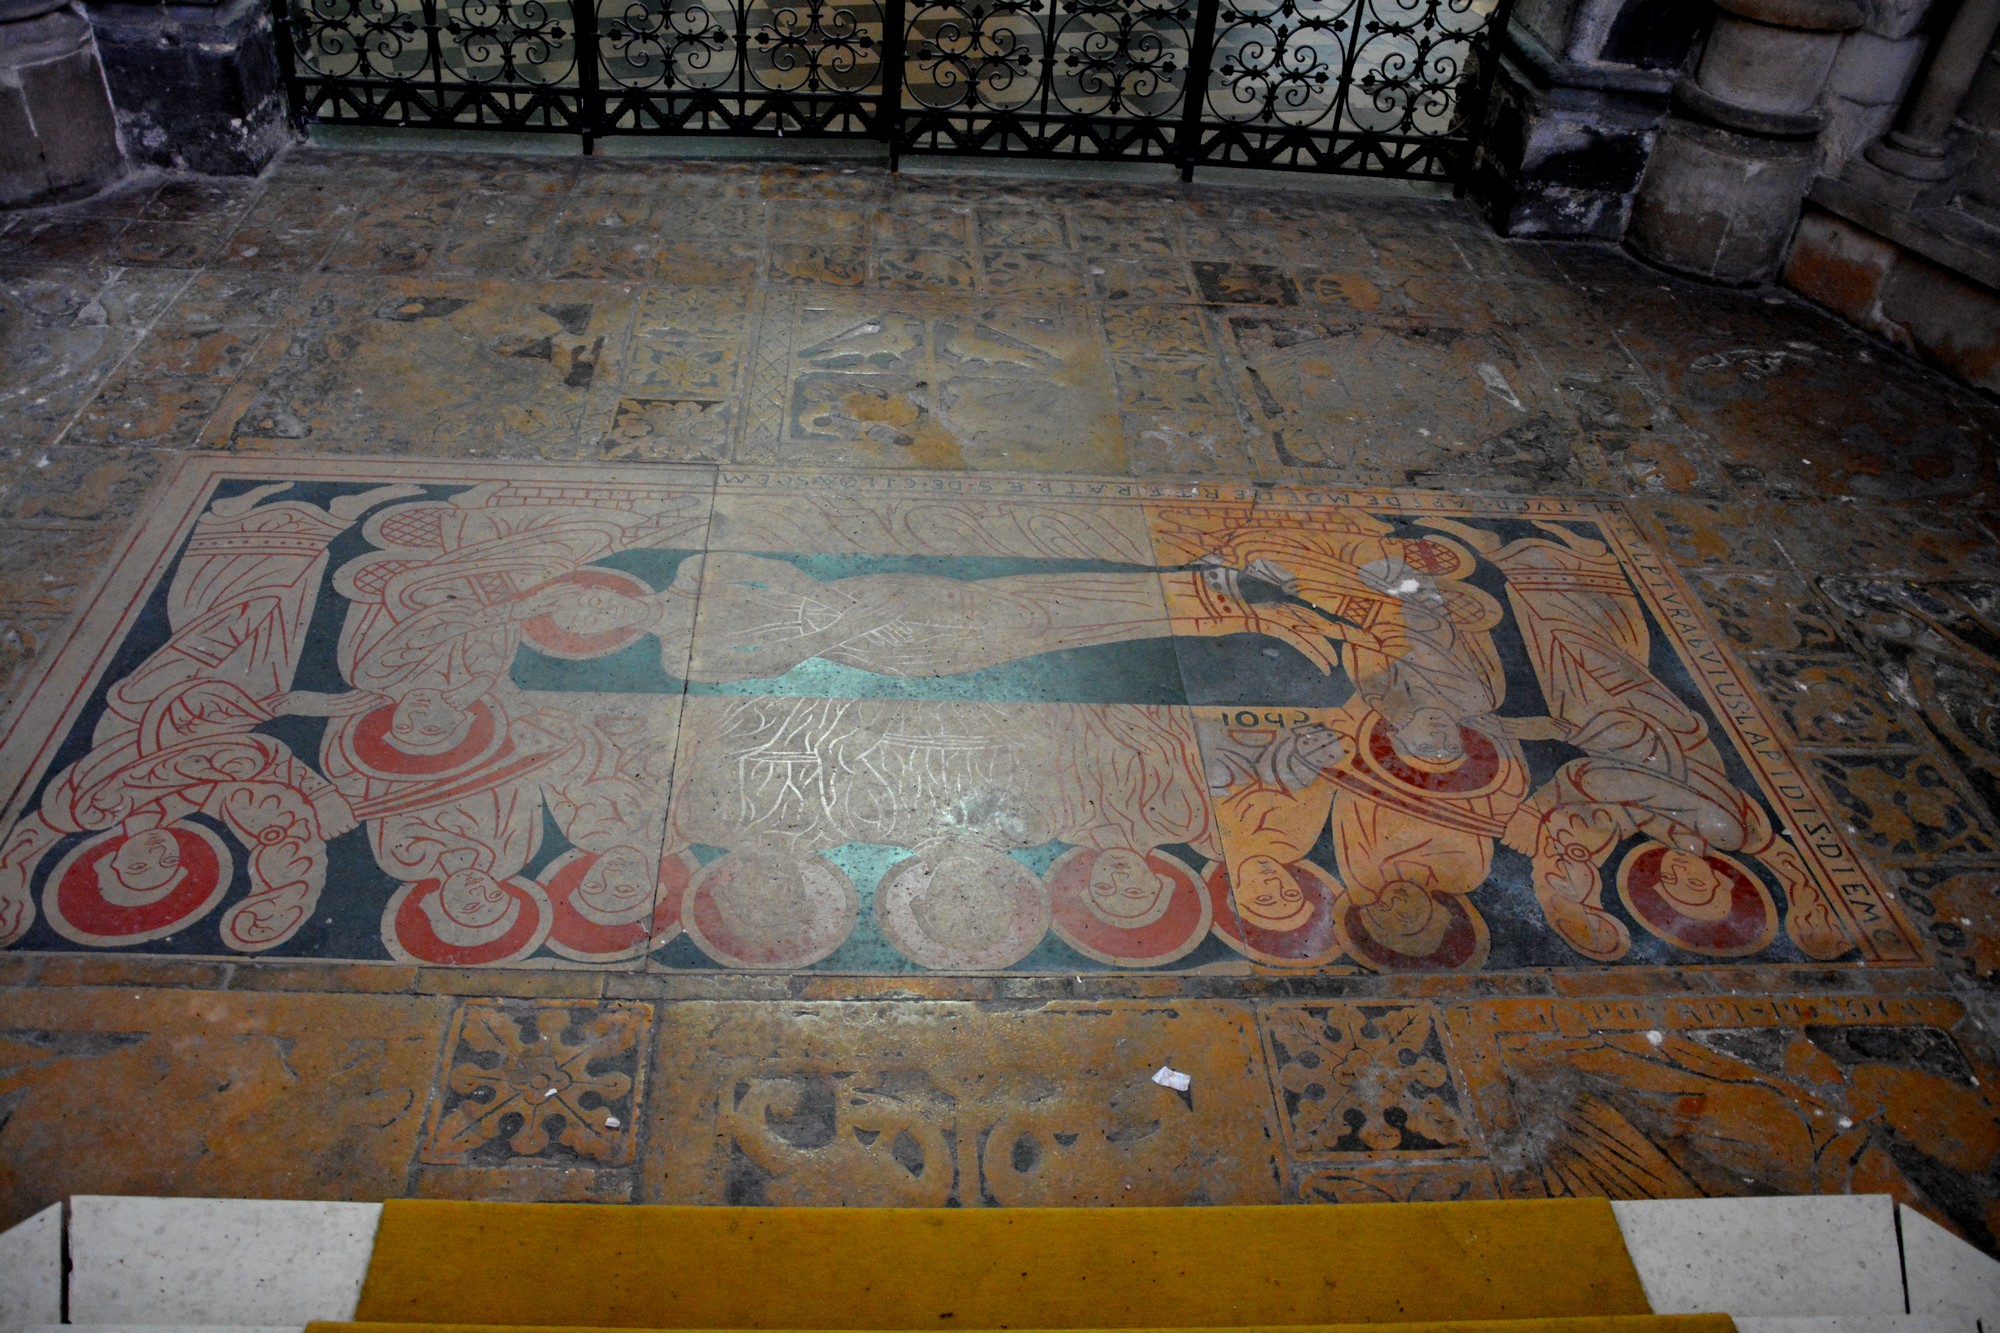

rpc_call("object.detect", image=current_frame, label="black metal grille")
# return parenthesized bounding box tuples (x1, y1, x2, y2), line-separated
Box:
(274, 0, 1512, 181)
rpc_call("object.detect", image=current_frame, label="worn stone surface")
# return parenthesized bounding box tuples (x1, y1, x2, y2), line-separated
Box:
(1786, 205, 2000, 396)
(0, 148, 1994, 1247)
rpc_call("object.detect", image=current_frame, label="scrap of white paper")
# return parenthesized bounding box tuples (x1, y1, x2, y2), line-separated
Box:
(1152, 1066, 1192, 1092)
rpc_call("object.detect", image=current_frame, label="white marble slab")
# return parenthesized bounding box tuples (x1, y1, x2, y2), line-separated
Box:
(68, 1198, 381, 1326)
(26, 1327, 307, 1333)
(1901, 1204, 2000, 1322)
(1611, 1195, 1904, 1317)
(1744, 1312, 1976, 1320)
(0, 1203, 64, 1329)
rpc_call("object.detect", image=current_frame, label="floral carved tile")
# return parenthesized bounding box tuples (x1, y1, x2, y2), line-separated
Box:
(1808, 749, 2000, 864)
(422, 1000, 653, 1167)
(1690, 571, 1846, 654)
(1259, 1002, 1474, 1159)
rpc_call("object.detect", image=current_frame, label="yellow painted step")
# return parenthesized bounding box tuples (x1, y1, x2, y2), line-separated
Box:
(353, 1200, 1657, 1329)
(320, 1323, 1732, 1333)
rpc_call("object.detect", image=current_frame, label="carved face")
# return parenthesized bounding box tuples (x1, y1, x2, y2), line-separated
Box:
(1654, 848, 1734, 922)
(439, 866, 513, 930)
(1390, 707, 1465, 765)
(1233, 855, 1312, 932)
(575, 847, 655, 926)
(106, 829, 182, 897)
(910, 853, 1015, 947)
(389, 688, 471, 754)
(1356, 879, 1450, 957)
(1083, 849, 1171, 929)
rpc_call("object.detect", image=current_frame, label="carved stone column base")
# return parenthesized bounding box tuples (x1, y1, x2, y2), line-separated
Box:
(0, 2, 123, 207)
(85, 0, 293, 176)
(1629, 113, 1821, 283)
(1864, 133, 1965, 181)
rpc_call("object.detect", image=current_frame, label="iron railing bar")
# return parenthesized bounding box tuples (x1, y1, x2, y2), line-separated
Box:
(1174, 0, 1217, 178)
(1454, 0, 1512, 193)
(577, 0, 600, 149)
(882, 0, 906, 160)
(1323, 0, 1367, 169)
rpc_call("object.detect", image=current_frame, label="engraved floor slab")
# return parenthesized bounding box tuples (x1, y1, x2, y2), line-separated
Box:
(0, 457, 1919, 976)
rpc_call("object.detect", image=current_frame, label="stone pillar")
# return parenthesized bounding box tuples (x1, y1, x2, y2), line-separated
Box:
(0, 0, 125, 206)
(1470, 0, 1707, 238)
(1629, 0, 1866, 283)
(1819, 1, 1941, 171)
(1867, 0, 2000, 178)
(84, 0, 294, 176)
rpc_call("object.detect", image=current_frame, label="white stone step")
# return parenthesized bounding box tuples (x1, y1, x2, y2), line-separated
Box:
(1902, 1204, 2000, 1325)
(25, 1327, 304, 1333)
(1613, 1196, 1907, 1319)
(0, 1203, 63, 1329)
(1736, 1312, 1984, 1320)
(66, 1198, 380, 1327)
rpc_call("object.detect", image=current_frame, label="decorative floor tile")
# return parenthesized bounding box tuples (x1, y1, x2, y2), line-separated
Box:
(1193, 261, 1300, 307)
(1743, 653, 1926, 749)
(206, 279, 635, 453)
(1091, 257, 1197, 304)
(1450, 994, 2000, 1250)
(739, 292, 1121, 472)
(1631, 497, 1790, 569)
(768, 245, 870, 288)
(1102, 304, 1214, 360)
(979, 250, 1088, 300)
(0, 457, 1923, 979)
(1807, 749, 2000, 864)
(0, 986, 451, 1217)
(1260, 1002, 1475, 1158)
(872, 249, 978, 293)
(1816, 577, 2000, 824)
(975, 210, 1068, 250)
(602, 398, 735, 462)
(1690, 570, 1847, 654)
(1892, 864, 2000, 986)
(642, 1000, 1285, 1205)
(1219, 314, 1563, 481)
(422, 999, 652, 1167)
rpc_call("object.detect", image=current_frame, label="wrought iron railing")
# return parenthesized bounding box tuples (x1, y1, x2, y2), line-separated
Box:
(272, 0, 1513, 181)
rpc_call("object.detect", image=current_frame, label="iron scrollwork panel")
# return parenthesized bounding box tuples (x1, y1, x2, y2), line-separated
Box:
(598, 0, 888, 134)
(270, 0, 1507, 179)
(899, 0, 1192, 157)
(1195, 0, 1501, 176)
(287, 0, 585, 127)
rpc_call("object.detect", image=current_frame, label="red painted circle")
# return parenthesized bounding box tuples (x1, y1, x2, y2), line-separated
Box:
(348, 699, 501, 778)
(384, 873, 551, 965)
(1618, 845, 1776, 957)
(1205, 858, 1344, 967)
(1334, 886, 1490, 972)
(542, 847, 693, 963)
(1047, 848, 1210, 968)
(44, 825, 231, 947)
(1364, 715, 1502, 794)
(518, 568, 655, 661)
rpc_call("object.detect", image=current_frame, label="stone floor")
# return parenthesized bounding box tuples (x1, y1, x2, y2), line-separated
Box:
(0, 148, 1997, 1240)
